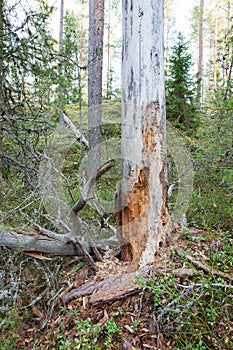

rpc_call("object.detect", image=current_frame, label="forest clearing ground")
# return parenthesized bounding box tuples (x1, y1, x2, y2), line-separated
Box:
(1, 226, 232, 349)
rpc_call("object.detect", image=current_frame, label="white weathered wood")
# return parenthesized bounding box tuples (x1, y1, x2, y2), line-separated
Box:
(118, 0, 172, 267)
(62, 112, 89, 147)
(0, 226, 82, 256)
(0, 225, 119, 256)
(0, 161, 117, 256)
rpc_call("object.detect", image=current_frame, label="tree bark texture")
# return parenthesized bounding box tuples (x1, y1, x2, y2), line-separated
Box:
(198, 0, 204, 105)
(88, 0, 105, 175)
(117, 0, 172, 268)
(58, 0, 64, 124)
(59, 0, 64, 53)
(0, 0, 4, 210)
(0, 226, 84, 256)
(214, 0, 218, 90)
(62, 265, 197, 305)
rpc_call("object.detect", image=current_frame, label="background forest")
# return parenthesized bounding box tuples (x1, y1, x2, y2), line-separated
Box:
(0, 0, 232, 349)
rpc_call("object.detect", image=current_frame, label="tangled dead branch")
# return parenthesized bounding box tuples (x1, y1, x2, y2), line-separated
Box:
(0, 160, 117, 257)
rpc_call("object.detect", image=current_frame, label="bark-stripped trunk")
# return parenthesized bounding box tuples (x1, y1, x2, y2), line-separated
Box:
(117, 0, 172, 269)
(88, 0, 105, 175)
(197, 0, 204, 106)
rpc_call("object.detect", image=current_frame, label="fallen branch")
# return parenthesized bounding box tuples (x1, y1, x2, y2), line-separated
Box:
(71, 159, 115, 215)
(67, 159, 115, 241)
(62, 265, 198, 305)
(89, 238, 104, 262)
(174, 247, 233, 282)
(0, 160, 117, 256)
(75, 239, 98, 271)
(0, 225, 84, 256)
(63, 111, 88, 147)
(63, 265, 151, 305)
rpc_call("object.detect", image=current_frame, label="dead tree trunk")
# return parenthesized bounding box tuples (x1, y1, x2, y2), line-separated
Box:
(116, 0, 172, 269)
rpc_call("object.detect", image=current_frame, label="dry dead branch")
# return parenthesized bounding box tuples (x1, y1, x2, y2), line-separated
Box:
(174, 247, 233, 282)
(0, 160, 116, 256)
(62, 264, 199, 305)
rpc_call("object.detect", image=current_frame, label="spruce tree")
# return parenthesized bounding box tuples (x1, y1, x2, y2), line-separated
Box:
(0, 0, 56, 187)
(166, 33, 199, 131)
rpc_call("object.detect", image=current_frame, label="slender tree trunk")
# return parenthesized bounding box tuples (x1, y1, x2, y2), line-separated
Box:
(0, 128, 2, 211)
(117, 0, 172, 269)
(224, 0, 232, 96)
(58, 0, 64, 54)
(0, 0, 4, 210)
(224, 56, 233, 100)
(164, 0, 174, 63)
(59, 0, 64, 124)
(106, 0, 111, 99)
(197, 0, 204, 107)
(224, 0, 233, 100)
(207, 34, 213, 97)
(214, 0, 218, 90)
(79, 0, 85, 68)
(88, 0, 105, 175)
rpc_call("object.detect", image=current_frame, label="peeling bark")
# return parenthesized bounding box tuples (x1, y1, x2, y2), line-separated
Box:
(62, 265, 199, 305)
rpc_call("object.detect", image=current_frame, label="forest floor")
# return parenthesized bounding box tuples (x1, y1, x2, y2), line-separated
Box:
(1, 226, 233, 350)
(1, 97, 232, 349)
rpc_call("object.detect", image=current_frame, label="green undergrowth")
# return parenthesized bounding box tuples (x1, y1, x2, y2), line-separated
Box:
(42, 315, 120, 350)
(1, 227, 232, 350)
(137, 277, 233, 349)
(1, 100, 232, 349)
(1, 100, 231, 232)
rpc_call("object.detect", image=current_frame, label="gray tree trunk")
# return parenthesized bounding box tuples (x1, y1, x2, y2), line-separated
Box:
(0, 0, 4, 210)
(117, 0, 172, 269)
(88, 0, 105, 175)
(58, 0, 64, 124)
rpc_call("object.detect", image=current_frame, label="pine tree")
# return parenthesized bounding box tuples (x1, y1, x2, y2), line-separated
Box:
(166, 33, 199, 131)
(88, 0, 105, 175)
